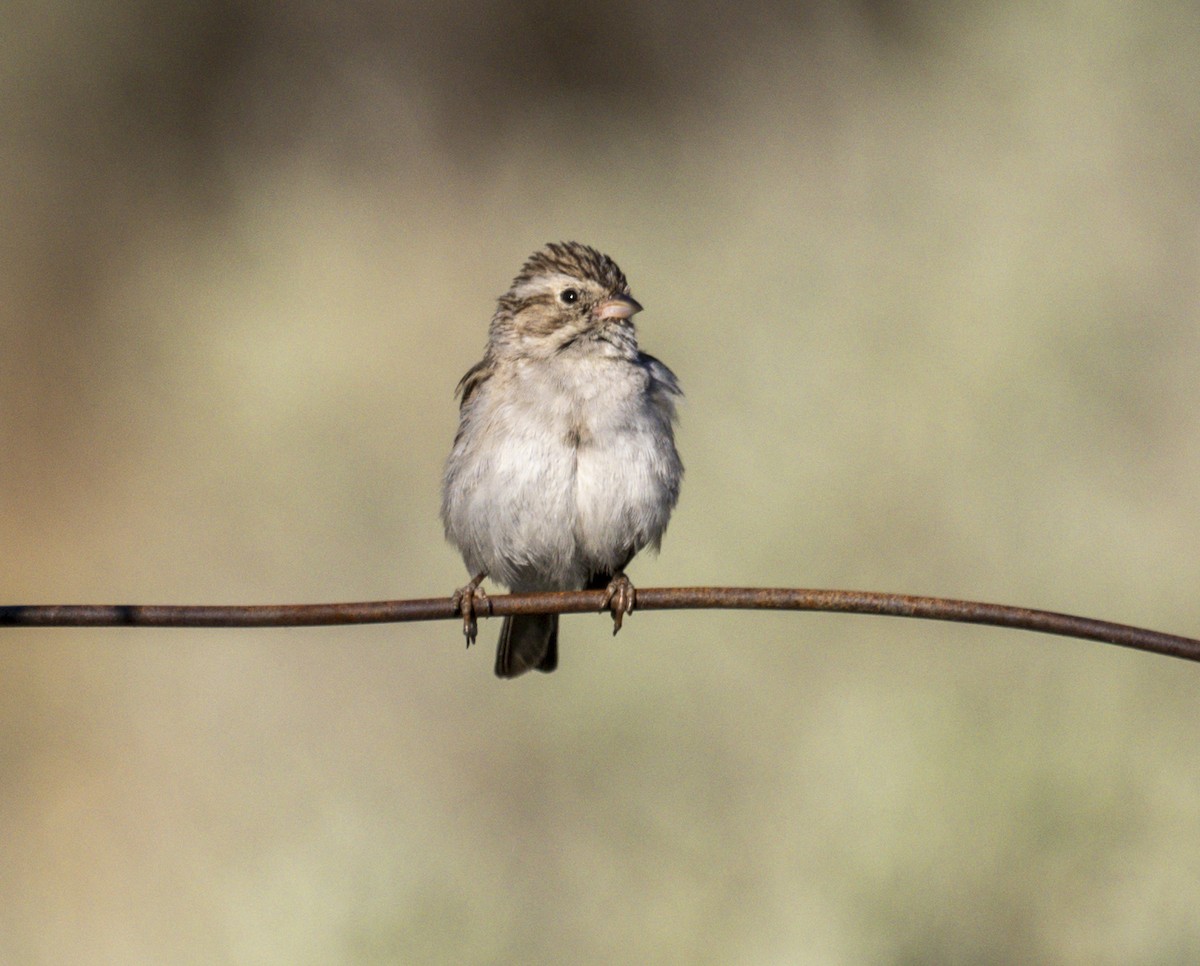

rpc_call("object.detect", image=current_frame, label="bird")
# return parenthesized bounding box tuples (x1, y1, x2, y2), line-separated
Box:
(441, 241, 683, 678)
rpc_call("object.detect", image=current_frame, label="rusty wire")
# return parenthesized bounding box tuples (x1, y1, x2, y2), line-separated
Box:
(1, 587, 1198, 665)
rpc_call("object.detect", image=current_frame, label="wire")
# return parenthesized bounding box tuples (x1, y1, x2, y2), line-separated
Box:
(2, 587, 1197, 664)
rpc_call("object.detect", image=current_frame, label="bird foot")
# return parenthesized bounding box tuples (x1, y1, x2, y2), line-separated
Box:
(600, 572, 636, 635)
(450, 573, 490, 647)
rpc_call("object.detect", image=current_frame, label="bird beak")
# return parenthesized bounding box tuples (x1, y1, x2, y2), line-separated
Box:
(593, 294, 643, 321)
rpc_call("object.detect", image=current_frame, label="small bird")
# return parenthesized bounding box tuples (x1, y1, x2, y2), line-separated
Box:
(441, 241, 683, 677)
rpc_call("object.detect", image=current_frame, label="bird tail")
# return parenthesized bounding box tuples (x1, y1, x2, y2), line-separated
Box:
(495, 614, 558, 678)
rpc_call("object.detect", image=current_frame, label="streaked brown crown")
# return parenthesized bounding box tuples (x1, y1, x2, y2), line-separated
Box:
(510, 241, 630, 296)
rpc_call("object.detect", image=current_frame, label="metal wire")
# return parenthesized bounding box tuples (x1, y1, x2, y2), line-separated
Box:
(2, 587, 1197, 664)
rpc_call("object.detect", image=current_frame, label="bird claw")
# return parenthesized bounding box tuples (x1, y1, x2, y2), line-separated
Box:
(600, 572, 636, 635)
(450, 574, 490, 647)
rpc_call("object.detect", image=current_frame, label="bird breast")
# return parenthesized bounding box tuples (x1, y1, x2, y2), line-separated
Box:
(446, 352, 673, 587)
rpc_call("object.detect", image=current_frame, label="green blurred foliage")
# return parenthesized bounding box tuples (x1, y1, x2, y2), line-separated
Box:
(2, 1, 1200, 962)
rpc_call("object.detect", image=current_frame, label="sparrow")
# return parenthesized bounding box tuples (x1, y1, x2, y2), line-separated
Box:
(441, 241, 683, 678)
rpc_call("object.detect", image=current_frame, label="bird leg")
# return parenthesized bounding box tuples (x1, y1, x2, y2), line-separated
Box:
(450, 573, 490, 647)
(600, 571, 636, 635)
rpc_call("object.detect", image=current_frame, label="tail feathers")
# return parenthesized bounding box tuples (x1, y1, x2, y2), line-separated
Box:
(495, 614, 558, 678)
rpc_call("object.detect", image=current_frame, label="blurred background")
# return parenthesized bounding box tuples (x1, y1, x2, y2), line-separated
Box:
(3, 1, 1199, 962)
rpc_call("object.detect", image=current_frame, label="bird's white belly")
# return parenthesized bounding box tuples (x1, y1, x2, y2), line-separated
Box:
(448, 355, 673, 590)
(462, 426, 665, 587)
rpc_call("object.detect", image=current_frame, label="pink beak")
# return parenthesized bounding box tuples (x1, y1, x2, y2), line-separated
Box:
(593, 294, 643, 321)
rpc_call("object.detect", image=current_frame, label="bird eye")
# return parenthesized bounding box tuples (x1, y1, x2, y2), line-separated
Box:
(560, 288, 579, 304)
